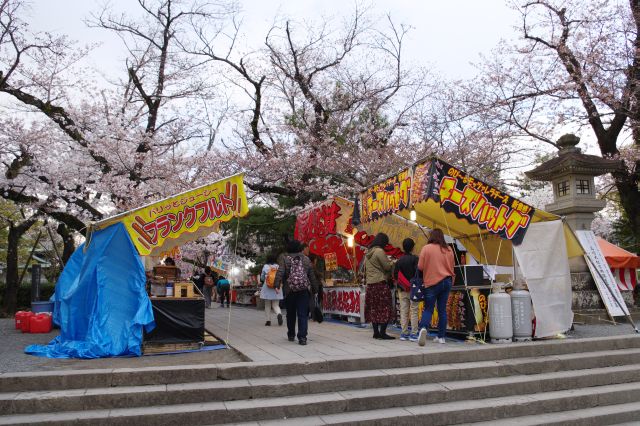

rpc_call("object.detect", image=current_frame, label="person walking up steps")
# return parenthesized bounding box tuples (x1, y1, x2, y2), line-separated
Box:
(364, 233, 396, 340)
(274, 239, 319, 345)
(416, 229, 455, 347)
(260, 252, 283, 326)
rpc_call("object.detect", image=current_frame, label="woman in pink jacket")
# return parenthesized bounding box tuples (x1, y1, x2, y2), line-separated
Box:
(416, 229, 455, 346)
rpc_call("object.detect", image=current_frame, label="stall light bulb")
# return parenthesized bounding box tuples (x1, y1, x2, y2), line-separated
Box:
(410, 209, 417, 221)
(347, 235, 354, 248)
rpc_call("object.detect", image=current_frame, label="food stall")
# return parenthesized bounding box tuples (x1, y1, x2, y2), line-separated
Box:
(295, 196, 435, 323)
(356, 157, 584, 340)
(295, 197, 365, 322)
(26, 175, 249, 358)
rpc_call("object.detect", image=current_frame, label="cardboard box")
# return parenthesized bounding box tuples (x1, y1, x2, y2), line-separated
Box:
(173, 282, 195, 298)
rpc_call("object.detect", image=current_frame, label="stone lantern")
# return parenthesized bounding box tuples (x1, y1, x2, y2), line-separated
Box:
(525, 134, 622, 232)
(525, 134, 626, 314)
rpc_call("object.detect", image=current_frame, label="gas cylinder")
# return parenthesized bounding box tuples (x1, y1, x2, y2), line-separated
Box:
(489, 286, 513, 343)
(511, 280, 533, 341)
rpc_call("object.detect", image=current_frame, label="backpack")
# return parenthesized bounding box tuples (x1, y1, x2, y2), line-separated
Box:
(410, 268, 424, 302)
(287, 256, 310, 292)
(265, 265, 278, 288)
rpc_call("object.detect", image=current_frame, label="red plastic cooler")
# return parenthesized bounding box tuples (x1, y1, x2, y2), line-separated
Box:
(20, 312, 35, 333)
(30, 313, 52, 333)
(14, 311, 29, 330)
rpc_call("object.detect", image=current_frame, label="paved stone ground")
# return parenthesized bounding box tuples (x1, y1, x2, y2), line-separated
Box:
(0, 318, 244, 373)
(2, 304, 639, 372)
(205, 304, 640, 362)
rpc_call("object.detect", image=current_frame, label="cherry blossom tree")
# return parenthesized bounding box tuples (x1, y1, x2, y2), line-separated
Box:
(465, 0, 640, 246)
(0, 0, 235, 313)
(187, 8, 435, 205)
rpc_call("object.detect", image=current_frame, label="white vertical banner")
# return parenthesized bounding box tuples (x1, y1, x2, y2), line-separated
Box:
(513, 221, 573, 338)
(575, 230, 629, 317)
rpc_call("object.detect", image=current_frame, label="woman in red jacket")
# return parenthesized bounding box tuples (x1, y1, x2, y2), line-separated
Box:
(416, 229, 454, 346)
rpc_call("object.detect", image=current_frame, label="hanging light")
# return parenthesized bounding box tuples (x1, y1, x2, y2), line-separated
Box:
(347, 235, 354, 248)
(410, 209, 417, 221)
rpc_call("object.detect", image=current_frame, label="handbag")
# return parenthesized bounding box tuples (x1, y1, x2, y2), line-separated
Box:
(409, 268, 424, 302)
(396, 270, 411, 292)
(312, 295, 324, 323)
(308, 292, 324, 323)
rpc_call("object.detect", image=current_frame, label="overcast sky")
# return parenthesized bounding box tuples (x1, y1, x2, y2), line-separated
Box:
(26, 1, 520, 81)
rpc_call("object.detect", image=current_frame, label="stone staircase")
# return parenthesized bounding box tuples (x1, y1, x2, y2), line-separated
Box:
(1, 335, 640, 425)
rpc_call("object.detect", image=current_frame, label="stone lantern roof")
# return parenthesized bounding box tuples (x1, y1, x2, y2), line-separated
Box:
(525, 134, 623, 182)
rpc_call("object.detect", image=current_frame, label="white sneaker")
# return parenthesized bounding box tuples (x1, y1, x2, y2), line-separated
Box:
(433, 337, 446, 344)
(418, 328, 427, 347)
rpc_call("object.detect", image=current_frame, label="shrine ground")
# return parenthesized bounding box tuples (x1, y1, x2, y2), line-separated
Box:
(2, 304, 640, 372)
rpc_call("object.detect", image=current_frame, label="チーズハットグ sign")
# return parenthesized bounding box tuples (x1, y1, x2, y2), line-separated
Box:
(432, 159, 535, 245)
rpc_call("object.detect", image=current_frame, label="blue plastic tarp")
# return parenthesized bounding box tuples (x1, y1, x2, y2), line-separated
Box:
(25, 222, 155, 358)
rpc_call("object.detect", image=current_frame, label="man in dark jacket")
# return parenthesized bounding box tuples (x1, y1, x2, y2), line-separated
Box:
(274, 240, 319, 345)
(394, 238, 420, 341)
(192, 266, 217, 308)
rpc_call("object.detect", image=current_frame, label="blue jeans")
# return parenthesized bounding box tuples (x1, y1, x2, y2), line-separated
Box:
(285, 290, 310, 340)
(418, 277, 452, 338)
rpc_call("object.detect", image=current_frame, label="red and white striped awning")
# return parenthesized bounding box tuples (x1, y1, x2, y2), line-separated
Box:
(611, 268, 637, 291)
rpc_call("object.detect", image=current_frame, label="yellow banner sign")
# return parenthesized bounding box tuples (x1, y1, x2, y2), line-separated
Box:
(115, 174, 248, 256)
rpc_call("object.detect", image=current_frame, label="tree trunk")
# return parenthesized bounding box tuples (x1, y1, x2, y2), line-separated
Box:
(614, 169, 640, 250)
(57, 223, 76, 264)
(2, 219, 36, 315)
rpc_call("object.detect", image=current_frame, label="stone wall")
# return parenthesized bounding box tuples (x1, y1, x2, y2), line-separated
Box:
(571, 271, 635, 311)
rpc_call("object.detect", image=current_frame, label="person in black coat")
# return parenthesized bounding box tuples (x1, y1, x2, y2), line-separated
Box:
(394, 238, 420, 341)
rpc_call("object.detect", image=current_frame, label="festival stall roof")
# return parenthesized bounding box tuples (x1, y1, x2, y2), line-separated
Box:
(597, 237, 640, 269)
(358, 157, 583, 266)
(357, 157, 582, 338)
(91, 173, 248, 257)
(25, 174, 249, 359)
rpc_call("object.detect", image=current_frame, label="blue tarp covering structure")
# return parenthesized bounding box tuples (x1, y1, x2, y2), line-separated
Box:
(25, 223, 155, 359)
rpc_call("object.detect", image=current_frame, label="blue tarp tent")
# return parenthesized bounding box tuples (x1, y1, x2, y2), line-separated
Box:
(25, 223, 155, 359)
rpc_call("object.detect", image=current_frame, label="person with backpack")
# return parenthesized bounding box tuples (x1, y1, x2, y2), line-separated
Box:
(192, 266, 217, 309)
(364, 232, 396, 340)
(274, 239, 319, 345)
(216, 275, 231, 308)
(260, 252, 283, 326)
(394, 238, 420, 342)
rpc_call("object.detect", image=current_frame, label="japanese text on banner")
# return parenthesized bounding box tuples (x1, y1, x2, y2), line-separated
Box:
(122, 175, 248, 255)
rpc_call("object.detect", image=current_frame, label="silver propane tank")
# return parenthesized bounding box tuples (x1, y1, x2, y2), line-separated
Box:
(510, 279, 533, 341)
(489, 284, 513, 343)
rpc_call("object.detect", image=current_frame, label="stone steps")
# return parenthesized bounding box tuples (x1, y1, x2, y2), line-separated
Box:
(2, 347, 640, 415)
(467, 400, 640, 425)
(2, 334, 639, 393)
(1, 335, 639, 425)
(1, 363, 640, 424)
(266, 383, 640, 426)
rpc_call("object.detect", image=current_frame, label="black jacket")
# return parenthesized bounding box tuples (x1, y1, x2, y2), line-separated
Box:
(393, 253, 418, 291)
